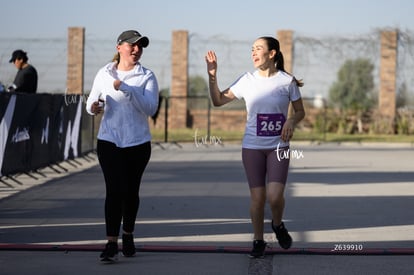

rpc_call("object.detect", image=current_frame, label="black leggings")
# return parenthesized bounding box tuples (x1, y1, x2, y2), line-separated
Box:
(97, 140, 151, 237)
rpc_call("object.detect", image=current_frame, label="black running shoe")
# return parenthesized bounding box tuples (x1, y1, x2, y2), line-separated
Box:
(249, 240, 267, 258)
(100, 242, 118, 263)
(122, 234, 136, 257)
(272, 221, 292, 249)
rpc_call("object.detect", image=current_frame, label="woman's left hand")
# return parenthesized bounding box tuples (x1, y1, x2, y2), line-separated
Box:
(281, 119, 295, 142)
(113, 79, 121, 90)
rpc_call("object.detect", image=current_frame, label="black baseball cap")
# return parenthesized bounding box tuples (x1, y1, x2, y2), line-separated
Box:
(9, 49, 27, 63)
(117, 30, 149, 47)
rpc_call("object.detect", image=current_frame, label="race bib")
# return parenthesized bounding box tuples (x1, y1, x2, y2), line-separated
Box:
(256, 113, 285, 136)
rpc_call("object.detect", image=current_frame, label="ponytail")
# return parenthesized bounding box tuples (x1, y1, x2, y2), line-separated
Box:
(259, 36, 304, 87)
(275, 51, 285, 72)
(112, 53, 120, 64)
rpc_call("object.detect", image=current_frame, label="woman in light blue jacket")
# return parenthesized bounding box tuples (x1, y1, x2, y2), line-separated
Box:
(86, 30, 159, 263)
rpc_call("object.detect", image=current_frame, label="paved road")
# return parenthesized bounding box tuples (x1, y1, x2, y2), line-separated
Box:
(0, 142, 413, 274)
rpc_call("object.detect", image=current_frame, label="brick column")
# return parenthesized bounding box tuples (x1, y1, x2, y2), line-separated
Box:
(277, 30, 295, 116)
(379, 30, 397, 120)
(66, 27, 85, 95)
(277, 30, 293, 73)
(169, 30, 189, 129)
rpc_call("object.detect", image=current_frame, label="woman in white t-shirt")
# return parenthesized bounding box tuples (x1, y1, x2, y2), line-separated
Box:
(205, 36, 305, 258)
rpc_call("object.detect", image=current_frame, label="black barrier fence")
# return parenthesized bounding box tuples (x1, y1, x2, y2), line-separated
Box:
(0, 93, 87, 177)
(0, 92, 332, 178)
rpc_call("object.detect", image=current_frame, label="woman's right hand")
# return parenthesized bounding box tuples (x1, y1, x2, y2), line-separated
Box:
(91, 100, 104, 115)
(205, 50, 217, 77)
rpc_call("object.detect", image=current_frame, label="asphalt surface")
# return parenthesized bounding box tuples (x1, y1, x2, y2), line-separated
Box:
(0, 141, 413, 274)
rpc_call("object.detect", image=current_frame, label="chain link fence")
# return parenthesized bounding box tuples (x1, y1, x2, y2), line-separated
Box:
(3, 29, 412, 99)
(1, 28, 413, 148)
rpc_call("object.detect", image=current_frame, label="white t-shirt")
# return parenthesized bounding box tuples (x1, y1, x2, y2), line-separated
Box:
(229, 70, 302, 149)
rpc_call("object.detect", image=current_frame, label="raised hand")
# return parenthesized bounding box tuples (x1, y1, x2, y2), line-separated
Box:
(205, 50, 218, 77)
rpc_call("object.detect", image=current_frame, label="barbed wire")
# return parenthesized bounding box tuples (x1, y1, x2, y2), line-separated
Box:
(1, 29, 413, 107)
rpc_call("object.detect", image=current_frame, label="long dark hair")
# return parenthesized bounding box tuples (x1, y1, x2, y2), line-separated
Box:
(259, 36, 304, 87)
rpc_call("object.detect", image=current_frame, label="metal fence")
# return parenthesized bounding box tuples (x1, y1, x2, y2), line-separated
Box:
(2, 29, 414, 151)
(2, 29, 414, 102)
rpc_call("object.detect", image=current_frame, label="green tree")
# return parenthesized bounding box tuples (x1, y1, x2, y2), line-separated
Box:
(159, 87, 169, 98)
(188, 75, 208, 97)
(328, 58, 375, 133)
(396, 82, 410, 108)
(188, 75, 209, 109)
(329, 58, 375, 112)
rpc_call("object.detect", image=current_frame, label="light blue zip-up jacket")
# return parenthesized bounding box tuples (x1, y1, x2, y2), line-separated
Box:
(86, 62, 159, 148)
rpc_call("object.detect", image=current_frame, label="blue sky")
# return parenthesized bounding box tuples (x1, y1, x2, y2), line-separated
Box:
(0, 0, 413, 40)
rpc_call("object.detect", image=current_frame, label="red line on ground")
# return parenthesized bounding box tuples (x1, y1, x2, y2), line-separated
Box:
(0, 243, 413, 255)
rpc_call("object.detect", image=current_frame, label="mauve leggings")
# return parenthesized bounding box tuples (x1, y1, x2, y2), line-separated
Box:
(97, 139, 151, 237)
(242, 147, 290, 188)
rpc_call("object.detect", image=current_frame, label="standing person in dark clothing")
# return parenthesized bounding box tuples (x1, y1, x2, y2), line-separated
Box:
(8, 49, 38, 94)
